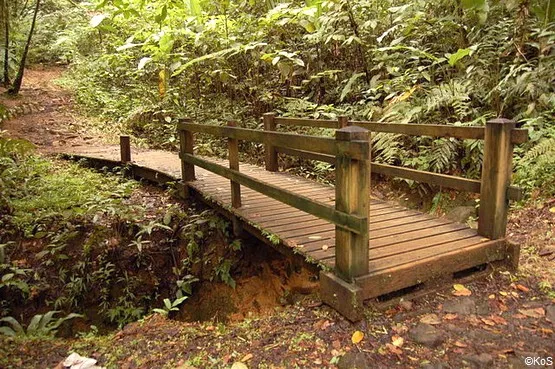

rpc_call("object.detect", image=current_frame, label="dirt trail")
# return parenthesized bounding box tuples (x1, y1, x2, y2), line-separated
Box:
(2, 67, 555, 369)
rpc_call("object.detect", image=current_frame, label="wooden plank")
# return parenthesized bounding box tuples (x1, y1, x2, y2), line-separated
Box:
(369, 218, 454, 239)
(183, 154, 366, 234)
(306, 222, 470, 260)
(354, 239, 507, 300)
(276, 223, 334, 239)
(177, 122, 369, 161)
(368, 229, 479, 260)
(478, 119, 515, 240)
(367, 237, 488, 273)
(370, 223, 470, 248)
(371, 210, 423, 224)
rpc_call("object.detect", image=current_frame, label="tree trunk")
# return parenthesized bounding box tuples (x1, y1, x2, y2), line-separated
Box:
(8, 0, 40, 95)
(1, 0, 9, 86)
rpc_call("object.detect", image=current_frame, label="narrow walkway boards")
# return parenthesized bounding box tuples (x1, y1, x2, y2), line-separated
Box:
(66, 146, 502, 283)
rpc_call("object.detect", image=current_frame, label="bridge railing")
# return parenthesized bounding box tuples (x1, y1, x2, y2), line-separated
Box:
(261, 113, 529, 241)
(177, 119, 371, 280)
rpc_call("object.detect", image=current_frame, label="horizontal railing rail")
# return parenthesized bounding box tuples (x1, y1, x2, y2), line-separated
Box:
(273, 146, 523, 201)
(270, 116, 529, 144)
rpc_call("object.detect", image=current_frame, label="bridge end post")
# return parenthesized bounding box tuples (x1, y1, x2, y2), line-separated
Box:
(178, 118, 196, 183)
(228, 121, 242, 209)
(263, 113, 278, 172)
(320, 125, 370, 321)
(478, 118, 516, 240)
(120, 135, 131, 163)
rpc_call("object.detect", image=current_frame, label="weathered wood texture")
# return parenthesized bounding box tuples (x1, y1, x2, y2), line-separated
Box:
(184, 157, 511, 298)
(334, 126, 370, 280)
(263, 113, 278, 172)
(274, 146, 523, 201)
(227, 121, 241, 208)
(478, 119, 516, 240)
(179, 118, 195, 182)
(177, 121, 369, 160)
(270, 116, 528, 144)
(120, 135, 131, 163)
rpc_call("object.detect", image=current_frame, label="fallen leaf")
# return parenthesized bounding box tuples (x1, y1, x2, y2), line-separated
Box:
(518, 308, 545, 318)
(453, 284, 472, 296)
(332, 340, 341, 350)
(481, 318, 495, 326)
(231, 363, 248, 369)
(443, 313, 458, 320)
(352, 330, 364, 344)
(539, 328, 554, 334)
(490, 315, 507, 325)
(499, 291, 509, 296)
(392, 335, 404, 347)
(454, 341, 468, 348)
(241, 354, 253, 362)
(420, 313, 441, 325)
(515, 284, 530, 292)
(386, 343, 403, 355)
(488, 294, 496, 299)
(549, 207, 555, 213)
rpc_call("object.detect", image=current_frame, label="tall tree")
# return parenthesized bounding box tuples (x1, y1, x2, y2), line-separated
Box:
(0, 0, 9, 86)
(8, 0, 40, 95)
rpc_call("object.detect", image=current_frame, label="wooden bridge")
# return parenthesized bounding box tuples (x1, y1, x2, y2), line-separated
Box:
(170, 114, 528, 320)
(72, 115, 529, 320)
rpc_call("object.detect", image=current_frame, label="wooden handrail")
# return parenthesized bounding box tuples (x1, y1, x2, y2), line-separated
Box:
(177, 121, 370, 161)
(274, 146, 523, 201)
(271, 116, 529, 144)
(180, 153, 367, 234)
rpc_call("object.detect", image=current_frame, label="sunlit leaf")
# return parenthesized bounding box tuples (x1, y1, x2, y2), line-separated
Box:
(90, 14, 107, 28)
(351, 330, 364, 344)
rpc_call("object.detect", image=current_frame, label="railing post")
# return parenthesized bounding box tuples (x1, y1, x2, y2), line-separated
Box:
(179, 118, 195, 182)
(337, 115, 349, 129)
(120, 135, 131, 163)
(334, 126, 370, 281)
(228, 121, 241, 208)
(478, 118, 516, 240)
(263, 112, 278, 172)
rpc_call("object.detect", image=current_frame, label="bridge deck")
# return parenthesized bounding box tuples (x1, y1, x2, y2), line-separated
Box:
(66, 147, 509, 300)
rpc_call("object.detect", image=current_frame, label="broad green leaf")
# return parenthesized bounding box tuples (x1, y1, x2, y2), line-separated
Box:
(340, 72, 364, 102)
(0, 317, 24, 334)
(90, 14, 107, 28)
(448, 48, 472, 66)
(138, 57, 152, 70)
(26, 314, 43, 334)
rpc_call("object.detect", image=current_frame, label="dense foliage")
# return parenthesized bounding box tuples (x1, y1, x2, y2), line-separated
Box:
(7, 0, 555, 196)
